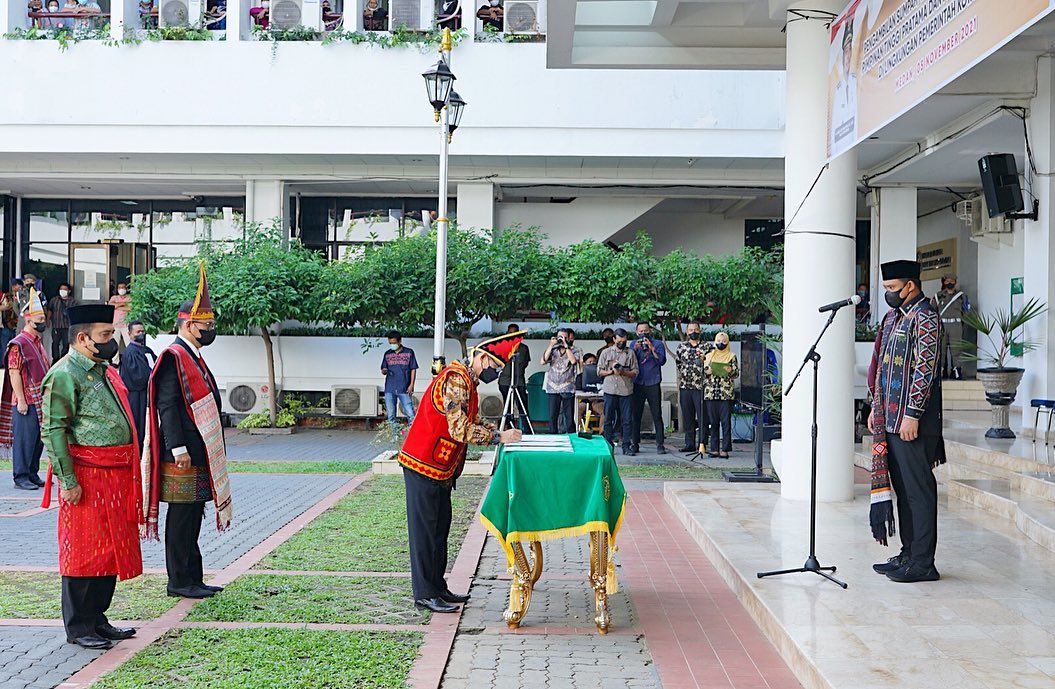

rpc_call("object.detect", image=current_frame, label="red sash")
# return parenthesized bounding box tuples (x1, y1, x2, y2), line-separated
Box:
(398, 361, 478, 482)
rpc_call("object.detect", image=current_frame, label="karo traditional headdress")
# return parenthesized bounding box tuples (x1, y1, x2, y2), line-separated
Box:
(470, 330, 526, 367)
(178, 261, 215, 320)
(21, 287, 45, 318)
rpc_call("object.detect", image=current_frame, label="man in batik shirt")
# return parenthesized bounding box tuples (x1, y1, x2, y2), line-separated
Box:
(398, 331, 525, 613)
(869, 259, 945, 584)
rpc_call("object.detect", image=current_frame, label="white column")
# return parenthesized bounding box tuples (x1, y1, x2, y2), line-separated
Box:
(871, 187, 918, 322)
(226, 0, 245, 40)
(455, 182, 495, 233)
(245, 180, 288, 229)
(780, 2, 858, 503)
(1, 0, 29, 34)
(1021, 56, 1055, 418)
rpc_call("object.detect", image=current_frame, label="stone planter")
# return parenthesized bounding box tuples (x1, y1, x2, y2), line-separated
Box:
(248, 426, 296, 435)
(976, 367, 1025, 439)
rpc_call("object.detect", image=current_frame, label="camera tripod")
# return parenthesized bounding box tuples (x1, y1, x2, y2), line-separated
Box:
(499, 385, 534, 435)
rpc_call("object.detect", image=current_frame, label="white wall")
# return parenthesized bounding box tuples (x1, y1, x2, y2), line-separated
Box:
(496, 198, 661, 246)
(974, 229, 1024, 316)
(609, 206, 745, 255)
(916, 206, 978, 301)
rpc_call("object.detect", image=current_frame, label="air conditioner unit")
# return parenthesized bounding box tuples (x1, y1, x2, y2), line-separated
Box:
(661, 389, 680, 428)
(159, 0, 203, 27)
(639, 401, 672, 437)
(479, 393, 505, 420)
(225, 382, 279, 415)
(384, 392, 422, 419)
(389, 0, 423, 30)
(331, 385, 380, 417)
(963, 194, 1012, 236)
(504, 0, 538, 33)
(270, 0, 322, 30)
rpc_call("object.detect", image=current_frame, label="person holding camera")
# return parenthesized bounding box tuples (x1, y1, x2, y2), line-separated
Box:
(540, 327, 581, 434)
(597, 329, 638, 454)
(675, 322, 710, 453)
(630, 322, 668, 454)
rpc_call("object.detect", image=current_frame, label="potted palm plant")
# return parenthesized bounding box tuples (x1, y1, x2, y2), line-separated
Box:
(959, 297, 1047, 438)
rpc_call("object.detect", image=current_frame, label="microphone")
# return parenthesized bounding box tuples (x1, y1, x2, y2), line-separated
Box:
(817, 294, 862, 313)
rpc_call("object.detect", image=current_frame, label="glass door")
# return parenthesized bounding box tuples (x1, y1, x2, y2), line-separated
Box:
(69, 244, 109, 303)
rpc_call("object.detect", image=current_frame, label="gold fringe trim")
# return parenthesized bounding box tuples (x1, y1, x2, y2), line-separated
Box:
(607, 559, 617, 595)
(479, 498, 627, 567)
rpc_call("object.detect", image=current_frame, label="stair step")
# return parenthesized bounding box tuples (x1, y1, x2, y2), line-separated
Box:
(948, 479, 1055, 555)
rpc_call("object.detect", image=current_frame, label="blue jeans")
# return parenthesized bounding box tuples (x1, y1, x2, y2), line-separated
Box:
(385, 392, 416, 423)
(12, 404, 43, 484)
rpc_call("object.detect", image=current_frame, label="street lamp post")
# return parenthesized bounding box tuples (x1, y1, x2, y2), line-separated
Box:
(422, 28, 466, 374)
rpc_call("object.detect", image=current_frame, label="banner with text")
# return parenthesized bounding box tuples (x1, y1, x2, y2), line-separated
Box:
(828, 0, 1055, 159)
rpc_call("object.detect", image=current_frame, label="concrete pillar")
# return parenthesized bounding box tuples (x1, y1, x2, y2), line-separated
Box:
(455, 182, 496, 233)
(226, 0, 245, 40)
(245, 180, 288, 230)
(870, 187, 918, 322)
(1021, 56, 1055, 417)
(780, 2, 858, 503)
(1, 0, 29, 33)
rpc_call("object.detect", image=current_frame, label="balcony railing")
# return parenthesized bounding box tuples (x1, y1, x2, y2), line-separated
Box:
(2, 0, 546, 43)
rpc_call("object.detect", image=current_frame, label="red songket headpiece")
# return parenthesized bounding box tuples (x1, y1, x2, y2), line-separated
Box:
(178, 261, 215, 320)
(471, 330, 526, 366)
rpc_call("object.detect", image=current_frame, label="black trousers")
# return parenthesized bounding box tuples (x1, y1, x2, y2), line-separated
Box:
(52, 327, 70, 361)
(603, 394, 634, 452)
(706, 399, 733, 453)
(547, 392, 575, 434)
(679, 389, 707, 449)
(62, 575, 116, 640)
(165, 501, 206, 590)
(887, 434, 939, 568)
(631, 383, 665, 450)
(404, 467, 453, 600)
(499, 384, 530, 431)
(127, 389, 147, 455)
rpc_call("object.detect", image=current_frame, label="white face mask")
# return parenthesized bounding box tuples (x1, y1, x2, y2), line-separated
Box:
(59, 289, 69, 298)
(118, 288, 127, 296)
(489, 0, 499, 6)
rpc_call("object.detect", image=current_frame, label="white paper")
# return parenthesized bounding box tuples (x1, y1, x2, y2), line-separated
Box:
(82, 287, 101, 301)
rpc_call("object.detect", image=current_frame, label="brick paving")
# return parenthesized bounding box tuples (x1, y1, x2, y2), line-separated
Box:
(224, 428, 378, 461)
(0, 626, 105, 689)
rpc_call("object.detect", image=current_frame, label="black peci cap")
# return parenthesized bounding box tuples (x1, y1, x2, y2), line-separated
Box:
(68, 304, 115, 326)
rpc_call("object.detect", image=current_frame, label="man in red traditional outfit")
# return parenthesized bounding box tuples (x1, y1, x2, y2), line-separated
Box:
(41, 303, 143, 650)
(398, 331, 525, 613)
(144, 263, 232, 600)
(2, 287, 50, 490)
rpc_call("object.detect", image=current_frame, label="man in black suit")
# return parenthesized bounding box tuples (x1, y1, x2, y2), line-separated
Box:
(147, 296, 227, 600)
(119, 320, 155, 453)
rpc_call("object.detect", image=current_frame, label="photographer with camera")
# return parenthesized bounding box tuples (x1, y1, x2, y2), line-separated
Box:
(597, 328, 638, 454)
(540, 327, 582, 434)
(630, 322, 668, 454)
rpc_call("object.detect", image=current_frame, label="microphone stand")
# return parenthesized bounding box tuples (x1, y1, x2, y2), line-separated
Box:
(756, 306, 848, 589)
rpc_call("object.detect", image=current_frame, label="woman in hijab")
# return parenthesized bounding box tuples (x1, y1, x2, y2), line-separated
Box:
(703, 331, 738, 458)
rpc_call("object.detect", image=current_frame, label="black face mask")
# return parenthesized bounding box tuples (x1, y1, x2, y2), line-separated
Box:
(604, 336, 614, 344)
(715, 342, 728, 351)
(688, 332, 701, 341)
(885, 288, 906, 309)
(33, 322, 46, 333)
(195, 328, 217, 347)
(479, 366, 500, 384)
(91, 337, 119, 361)
(615, 341, 627, 350)
(133, 333, 147, 345)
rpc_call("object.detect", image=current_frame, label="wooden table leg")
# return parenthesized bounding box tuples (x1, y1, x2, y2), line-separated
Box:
(503, 540, 543, 629)
(589, 531, 611, 634)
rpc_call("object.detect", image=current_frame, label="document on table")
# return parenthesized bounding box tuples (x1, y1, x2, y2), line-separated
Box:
(505, 435, 574, 452)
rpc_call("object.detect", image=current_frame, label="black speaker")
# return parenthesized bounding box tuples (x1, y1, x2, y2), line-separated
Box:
(978, 154, 1024, 217)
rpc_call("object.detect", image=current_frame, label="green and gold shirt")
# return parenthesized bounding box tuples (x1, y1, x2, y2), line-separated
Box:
(42, 349, 133, 490)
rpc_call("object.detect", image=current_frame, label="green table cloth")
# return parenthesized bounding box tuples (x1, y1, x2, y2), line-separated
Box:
(480, 435, 626, 564)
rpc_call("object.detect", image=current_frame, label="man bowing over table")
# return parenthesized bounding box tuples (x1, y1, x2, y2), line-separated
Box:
(143, 262, 232, 600)
(41, 303, 143, 650)
(398, 331, 525, 613)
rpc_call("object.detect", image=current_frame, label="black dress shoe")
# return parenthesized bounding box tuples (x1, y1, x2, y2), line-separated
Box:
(887, 563, 940, 583)
(678, 447, 695, 453)
(13, 480, 38, 490)
(414, 597, 459, 613)
(872, 554, 908, 575)
(167, 585, 216, 599)
(440, 590, 470, 604)
(656, 446, 668, 455)
(198, 583, 224, 593)
(29, 475, 45, 487)
(96, 623, 136, 640)
(67, 635, 113, 650)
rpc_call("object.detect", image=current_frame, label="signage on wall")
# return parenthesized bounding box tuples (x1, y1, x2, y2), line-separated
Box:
(1011, 276, 1024, 356)
(916, 237, 957, 282)
(828, 0, 1055, 160)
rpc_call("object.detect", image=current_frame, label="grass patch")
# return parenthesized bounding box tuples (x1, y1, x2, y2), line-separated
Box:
(226, 460, 372, 474)
(257, 475, 487, 572)
(0, 458, 10, 471)
(94, 628, 422, 689)
(186, 574, 428, 625)
(0, 572, 176, 620)
(615, 464, 762, 479)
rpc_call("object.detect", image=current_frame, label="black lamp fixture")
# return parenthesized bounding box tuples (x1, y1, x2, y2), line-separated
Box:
(422, 59, 456, 120)
(447, 91, 467, 136)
